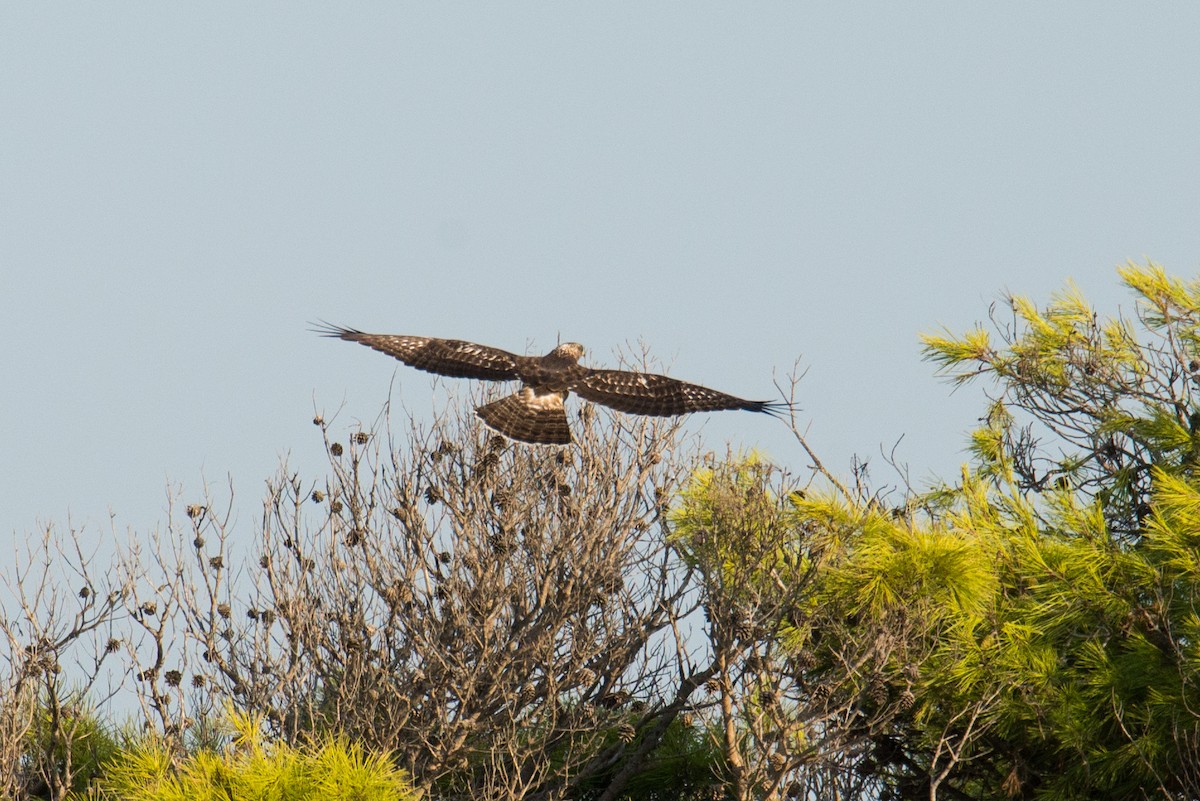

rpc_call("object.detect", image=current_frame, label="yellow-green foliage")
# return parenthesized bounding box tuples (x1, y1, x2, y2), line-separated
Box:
(919, 265, 1175, 392)
(671, 267, 1200, 798)
(1145, 468, 1200, 569)
(798, 492, 996, 624)
(906, 265, 1200, 798)
(1118, 261, 1200, 337)
(920, 325, 993, 380)
(91, 706, 419, 801)
(669, 454, 806, 597)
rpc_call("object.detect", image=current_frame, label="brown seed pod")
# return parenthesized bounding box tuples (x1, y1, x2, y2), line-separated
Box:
(868, 673, 888, 706)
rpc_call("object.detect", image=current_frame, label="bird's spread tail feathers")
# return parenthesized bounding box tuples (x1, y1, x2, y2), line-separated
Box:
(476, 388, 572, 446)
(746, 399, 798, 422)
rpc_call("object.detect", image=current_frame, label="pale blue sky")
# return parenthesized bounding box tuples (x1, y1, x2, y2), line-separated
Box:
(3, 5, 1199, 540)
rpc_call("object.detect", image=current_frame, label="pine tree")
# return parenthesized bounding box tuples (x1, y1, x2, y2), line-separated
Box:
(906, 262, 1200, 799)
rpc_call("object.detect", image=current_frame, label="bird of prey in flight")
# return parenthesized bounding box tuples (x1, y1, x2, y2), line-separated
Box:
(316, 324, 790, 445)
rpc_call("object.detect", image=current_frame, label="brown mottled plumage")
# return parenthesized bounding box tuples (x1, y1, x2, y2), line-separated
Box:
(314, 324, 790, 445)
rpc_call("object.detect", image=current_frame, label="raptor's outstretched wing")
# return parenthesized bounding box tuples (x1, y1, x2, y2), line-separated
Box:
(313, 324, 523, 381)
(575, 369, 785, 418)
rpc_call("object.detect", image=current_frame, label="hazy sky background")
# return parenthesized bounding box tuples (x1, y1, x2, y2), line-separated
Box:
(3, 5, 1199, 544)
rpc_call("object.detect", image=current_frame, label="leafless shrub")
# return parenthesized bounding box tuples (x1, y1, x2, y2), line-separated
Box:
(116, 483, 240, 752)
(0, 524, 127, 799)
(163, 389, 708, 800)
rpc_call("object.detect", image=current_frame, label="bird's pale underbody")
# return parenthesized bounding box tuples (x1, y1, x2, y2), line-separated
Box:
(316, 324, 789, 445)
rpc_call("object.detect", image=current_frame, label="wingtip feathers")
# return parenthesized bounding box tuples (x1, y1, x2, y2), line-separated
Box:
(309, 321, 366, 340)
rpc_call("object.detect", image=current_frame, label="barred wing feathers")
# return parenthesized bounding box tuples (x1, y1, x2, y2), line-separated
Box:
(315, 324, 522, 381)
(575, 369, 780, 417)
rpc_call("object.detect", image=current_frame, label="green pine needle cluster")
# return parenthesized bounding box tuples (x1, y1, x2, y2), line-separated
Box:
(89, 706, 418, 801)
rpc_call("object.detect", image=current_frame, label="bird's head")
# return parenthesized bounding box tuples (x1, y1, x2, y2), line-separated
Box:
(548, 342, 586, 362)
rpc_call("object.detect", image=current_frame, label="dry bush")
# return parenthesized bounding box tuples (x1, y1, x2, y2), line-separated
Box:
(0, 527, 127, 799)
(162, 391, 708, 801)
